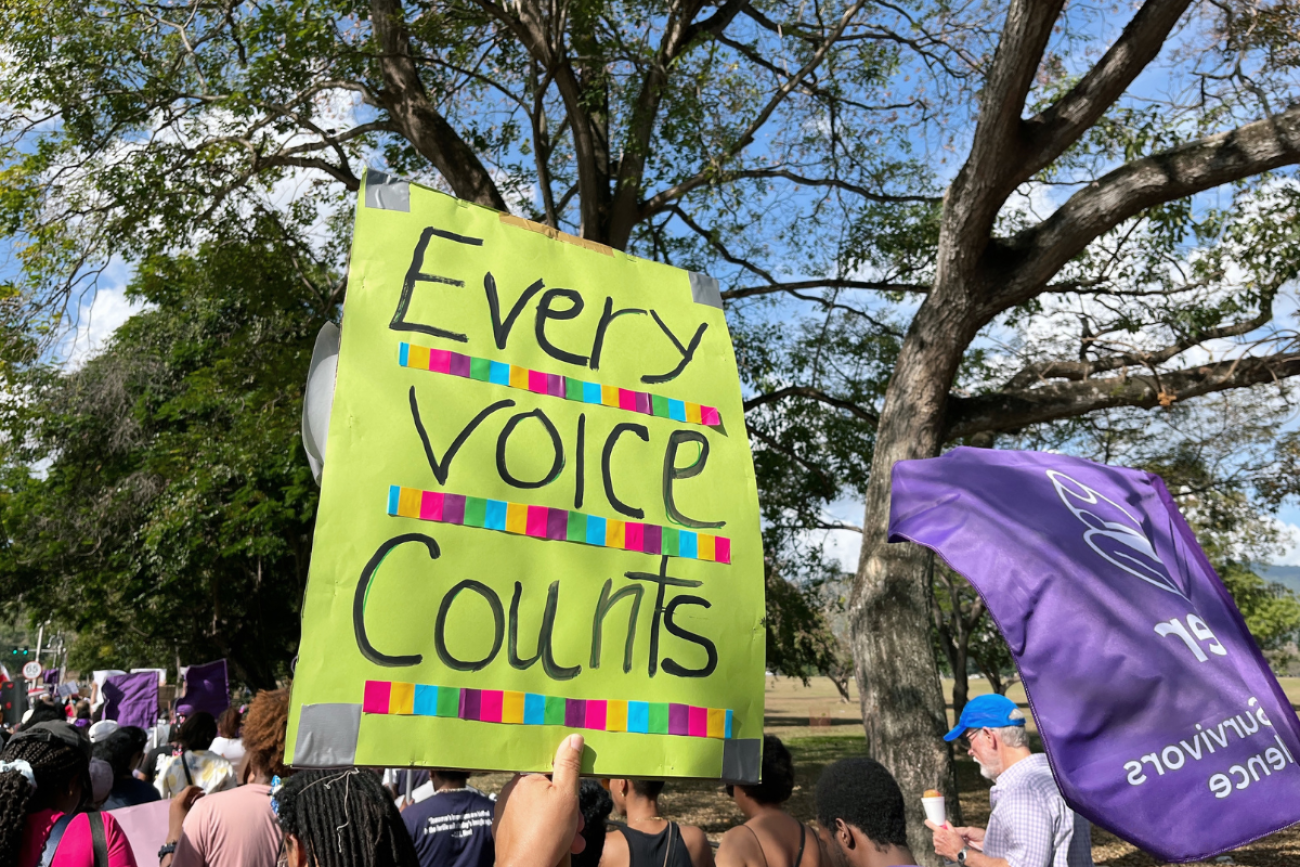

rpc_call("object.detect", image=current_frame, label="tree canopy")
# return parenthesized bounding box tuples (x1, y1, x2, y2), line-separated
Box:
(0, 231, 331, 688)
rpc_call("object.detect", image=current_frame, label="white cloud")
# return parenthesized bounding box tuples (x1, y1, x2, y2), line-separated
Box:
(62, 283, 150, 369)
(1268, 517, 1300, 566)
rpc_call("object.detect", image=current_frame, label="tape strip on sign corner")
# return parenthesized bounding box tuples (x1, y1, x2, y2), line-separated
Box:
(688, 272, 723, 310)
(294, 703, 363, 767)
(362, 680, 735, 739)
(363, 169, 411, 212)
(397, 343, 723, 428)
(386, 485, 732, 564)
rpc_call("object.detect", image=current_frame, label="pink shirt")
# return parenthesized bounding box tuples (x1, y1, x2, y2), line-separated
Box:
(20, 809, 138, 867)
(172, 783, 281, 867)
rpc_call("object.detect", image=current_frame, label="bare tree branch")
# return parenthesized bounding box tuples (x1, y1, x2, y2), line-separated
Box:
(723, 278, 930, 300)
(744, 386, 880, 425)
(947, 348, 1300, 438)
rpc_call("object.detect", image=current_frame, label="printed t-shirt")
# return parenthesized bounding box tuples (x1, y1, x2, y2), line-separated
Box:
(402, 787, 496, 867)
(172, 782, 281, 867)
(154, 749, 236, 797)
(208, 736, 245, 765)
(20, 809, 138, 867)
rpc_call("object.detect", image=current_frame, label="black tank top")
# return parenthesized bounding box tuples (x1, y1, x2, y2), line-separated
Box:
(613, 822, 695, 867)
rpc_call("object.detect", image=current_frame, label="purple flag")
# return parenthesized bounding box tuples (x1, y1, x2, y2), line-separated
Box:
(41, 668, 60, 686)
(889, 448, 1300, 862)
(182, 659, 229, 719)
(102, 672, 159, 729)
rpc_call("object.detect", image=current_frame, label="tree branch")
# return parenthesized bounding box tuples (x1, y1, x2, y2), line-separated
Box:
(1022, 0, 1193, 183)
(370, 0, 508, 210)
(717, 167, 941, 204)
(1003, 288, 1277, 387)
(946, 348, 1300, 439)
(940, 0, 1065, 254)
(640, 0, 870, 218)
(996, 103, 1300, 308)
(723, 278, 930, 300)
(744, 386, 880, 425)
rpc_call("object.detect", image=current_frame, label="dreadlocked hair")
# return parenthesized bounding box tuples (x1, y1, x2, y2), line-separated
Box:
(276, 769, 419, 867)
(0, 738, 88, 867)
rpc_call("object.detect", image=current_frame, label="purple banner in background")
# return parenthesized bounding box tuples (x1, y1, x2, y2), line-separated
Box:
(181, 659, 229, 719)
(103, 672, 159, 729)
(888, 448, 1300, 862)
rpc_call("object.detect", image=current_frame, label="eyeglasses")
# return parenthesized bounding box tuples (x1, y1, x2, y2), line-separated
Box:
(957, 729, 986, 751)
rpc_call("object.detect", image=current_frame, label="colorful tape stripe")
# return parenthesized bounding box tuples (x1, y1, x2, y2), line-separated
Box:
(387, 485, 732, 565)
(362, 680, 734, 739)
(398, 342, 722, 427)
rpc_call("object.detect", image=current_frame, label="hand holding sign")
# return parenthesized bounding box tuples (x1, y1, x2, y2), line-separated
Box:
(494, 734, 587, 867)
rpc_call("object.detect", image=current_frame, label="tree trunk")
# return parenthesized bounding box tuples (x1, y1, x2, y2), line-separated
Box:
(849, 297, 979, 864)
(951, 643, 970, 725)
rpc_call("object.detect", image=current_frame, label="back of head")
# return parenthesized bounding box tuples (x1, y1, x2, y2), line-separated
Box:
(176, 711, 218, 751)
(242, 689, 291, 779)
(816, 758, 908, 850)
(740, 735, 795, 806)
(217, 706, 242, 739)
(93, 729, 142, 780)
(574, 779, 614, 867)
(0, 725, 92, 867)
(276, 768, 418, 867)
(432, 769, 470, 786)
(23, 699, 65, 728)
(630, 779, 665, 799)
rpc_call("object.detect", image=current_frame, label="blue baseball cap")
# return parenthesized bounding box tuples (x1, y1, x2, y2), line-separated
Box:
(943, 694, 1024, 742)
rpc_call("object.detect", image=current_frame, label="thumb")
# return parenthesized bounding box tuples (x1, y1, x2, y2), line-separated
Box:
(552, 733, 584, 794)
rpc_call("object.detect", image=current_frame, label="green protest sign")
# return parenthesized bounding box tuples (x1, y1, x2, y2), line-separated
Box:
(285, 170, 766, 779)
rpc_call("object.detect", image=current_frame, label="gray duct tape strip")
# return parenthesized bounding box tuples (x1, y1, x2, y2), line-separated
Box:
(688, 272, 723, 309)
(294, 703, 363, 767)
(721, 738, 762, 784)
(365, 169, 411, 212)
(301, 321, 341, 484)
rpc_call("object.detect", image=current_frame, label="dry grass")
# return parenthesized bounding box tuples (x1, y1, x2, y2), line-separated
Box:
(467, 676, 1300, 865)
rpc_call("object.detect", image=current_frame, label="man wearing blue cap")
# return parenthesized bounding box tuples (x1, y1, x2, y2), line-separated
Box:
(926, 694, 1092, 867)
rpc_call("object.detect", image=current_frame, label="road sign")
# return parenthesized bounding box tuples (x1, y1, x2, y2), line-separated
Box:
(22, 661, 41, 680)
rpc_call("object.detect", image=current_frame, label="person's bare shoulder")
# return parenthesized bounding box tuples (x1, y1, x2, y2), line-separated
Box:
(601, 826, 630, 867)
(715, 825, 758, 867)
(680, 824, 716, 867)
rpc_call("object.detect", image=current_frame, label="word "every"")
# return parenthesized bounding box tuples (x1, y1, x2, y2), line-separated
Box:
(391, 227, 709, 385)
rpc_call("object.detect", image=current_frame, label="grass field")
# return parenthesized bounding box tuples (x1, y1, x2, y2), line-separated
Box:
(471, 676, 1300, 866)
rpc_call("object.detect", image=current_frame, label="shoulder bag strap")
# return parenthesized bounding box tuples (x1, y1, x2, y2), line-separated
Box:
(181, 750, 194, 787)
(89, 812, 109, 867)
(38, 812, 77, 867)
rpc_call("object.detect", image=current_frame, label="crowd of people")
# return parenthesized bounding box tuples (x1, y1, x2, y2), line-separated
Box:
(0, 689, 1091, 867)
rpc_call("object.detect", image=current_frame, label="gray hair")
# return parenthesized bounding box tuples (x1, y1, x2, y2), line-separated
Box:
(992, 708, 1029, 749)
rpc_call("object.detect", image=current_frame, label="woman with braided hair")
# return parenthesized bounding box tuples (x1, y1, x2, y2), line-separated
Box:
(274, 768, 418, 867)
(0, 721, 137, 867)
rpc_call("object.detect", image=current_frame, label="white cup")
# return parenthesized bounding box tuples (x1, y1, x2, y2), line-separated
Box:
(922, 795, 947, 827)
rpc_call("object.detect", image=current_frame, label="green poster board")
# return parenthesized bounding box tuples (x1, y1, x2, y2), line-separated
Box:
(285, 170, 766, 780)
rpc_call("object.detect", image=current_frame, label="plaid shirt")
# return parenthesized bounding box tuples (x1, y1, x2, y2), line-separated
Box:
(984, 754, 1093, 867)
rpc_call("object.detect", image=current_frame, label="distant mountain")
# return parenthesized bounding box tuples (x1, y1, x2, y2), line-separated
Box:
(1260, 565, 1300, 595)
